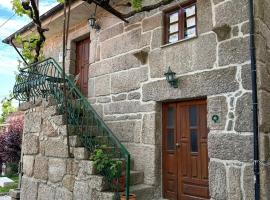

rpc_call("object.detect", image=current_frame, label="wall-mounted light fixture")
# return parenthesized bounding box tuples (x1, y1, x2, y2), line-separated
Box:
(88, 4, 100, 31)
(88, 17, 100, 31)
(164, 67, 178, 88)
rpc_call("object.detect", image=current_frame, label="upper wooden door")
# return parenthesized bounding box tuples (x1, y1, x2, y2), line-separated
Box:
(163, 100, 209, 200)
(75, 37, 90, 96)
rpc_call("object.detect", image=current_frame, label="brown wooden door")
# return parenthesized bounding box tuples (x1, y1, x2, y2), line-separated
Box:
(163, 100, 209, 200)
(75, 37, 90, 96)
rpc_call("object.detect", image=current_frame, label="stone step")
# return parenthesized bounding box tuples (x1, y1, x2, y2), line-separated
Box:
(51, 115, 65, 126)
(73, 147, 90, 160)
(89, 175, 109, 192)
(129, 184, 155, 200)
(130, 170, 144, 186)
(69, 135, 83, 147)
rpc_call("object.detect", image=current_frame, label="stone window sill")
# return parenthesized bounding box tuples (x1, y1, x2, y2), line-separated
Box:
(161, 36, 198, 48)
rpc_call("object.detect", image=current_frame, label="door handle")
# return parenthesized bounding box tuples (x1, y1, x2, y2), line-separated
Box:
(176, 143, 180, 148)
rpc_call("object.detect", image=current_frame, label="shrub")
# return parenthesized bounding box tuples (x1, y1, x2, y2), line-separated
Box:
(0, 118, 23, 167)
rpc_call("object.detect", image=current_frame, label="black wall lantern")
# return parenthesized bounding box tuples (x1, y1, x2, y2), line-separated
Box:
(88, 17, 100, 31)
(164, 67, 178, 88)
(88, 4, 100, 31)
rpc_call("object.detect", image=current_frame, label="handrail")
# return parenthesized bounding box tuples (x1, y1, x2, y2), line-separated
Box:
(13, 57, 130, 200)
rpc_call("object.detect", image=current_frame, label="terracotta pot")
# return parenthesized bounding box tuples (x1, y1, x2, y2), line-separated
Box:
(120, 193, 136, 200)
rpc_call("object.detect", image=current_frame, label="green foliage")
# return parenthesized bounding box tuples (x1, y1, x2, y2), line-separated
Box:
(57, 0, 65, 3)
(91, 147, 122, 180)
(131, 0, 143, 11)
(11, 0, 31, 16)
(15, 34, 44, 64)
(0, 98, 16, 125)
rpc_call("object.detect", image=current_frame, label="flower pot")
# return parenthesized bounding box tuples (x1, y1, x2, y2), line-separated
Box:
(120, 193, 136, 200)
(112, 175, 125, 192)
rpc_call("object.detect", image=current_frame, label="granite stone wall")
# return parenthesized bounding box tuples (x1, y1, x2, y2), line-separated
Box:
(34, 0, 270, 199)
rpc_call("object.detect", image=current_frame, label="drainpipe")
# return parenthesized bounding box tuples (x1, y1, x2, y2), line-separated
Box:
(248, 0, 260, 199)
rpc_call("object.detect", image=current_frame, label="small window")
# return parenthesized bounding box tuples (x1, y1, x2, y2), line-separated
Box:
(163, 1, 197, 44)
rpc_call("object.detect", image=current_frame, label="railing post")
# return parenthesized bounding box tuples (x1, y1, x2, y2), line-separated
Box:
(126, 154, 130, 200)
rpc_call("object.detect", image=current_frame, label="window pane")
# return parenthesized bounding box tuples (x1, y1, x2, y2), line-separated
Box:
(167, 107, 175, 128)
(190, 130, 198, 153)
(169, 33, 179, 43)
(185, 5, 196, 17)
(169, 23, 178, 33)
(169, 12, 178, 23)
(189, 106, 197, 126)
(167, 129, 175, 150)
(185, 27, 196, 38)
(186, 17, 196, 28)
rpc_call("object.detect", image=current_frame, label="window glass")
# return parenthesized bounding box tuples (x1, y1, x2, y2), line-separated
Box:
(190, 130, 198, 152)
(189, 106, 197, 126)
(185, 5, 196, 17)
(169, 12, 178, 23)
(167, 129, 175, 150)
(186, 17, 196, 28)
(185, 27, 196, 38)
(167, 107, 175, 128)
(169, 33, 179, 43)
(169, 23, 179, 33)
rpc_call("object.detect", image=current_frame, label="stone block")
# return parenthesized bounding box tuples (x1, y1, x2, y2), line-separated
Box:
(241, 21, 249, 35)
(227, 167, 242, 200)
(111, 67, 148, 94)
(95, 75, 110, 96)
(149, 33, 217, 78)
(41, 119, 57, 137)
(104, 101, 157, 114)
(151, 27, 162, 49)
(218, 37, 250, 66)
(208, 132, 253, 162)
(9, 189, 20, 199)
(107, 120, 141, 143)
(78, 160, 96, 179)
(209, 160, 227, 200)
(45, 138, 69, 158)
(143, 67, 238, 102)
(24, 112, 42, 134)
(20, 177, 38, 200)
(142, 113, 161, 145)
(235, 93, 253, 132)
(88, 175, 108, 191)
(62, 175, 75, 192)
(23, 134, 39, 155)
(33, 156, 48, 180)
(243, 165, 255, 199)
(241, 64, 252, 90)
(66, 159, 79, 176)
(101, 28, 142, 59)
(215, 0, 249, 26)
(197, 0, 213, 34)
(207, 96, 228, 130)
(55, 188, 72, 200)
(97, 96, 111, 103)
(142, 13, 162, 32)
(48, 158, 66, 183)
(73, 181, 91, 200)
(89, 53, 140, 77)
(112, 94, 127, 102)
(74, 148, 90, 160)
(99, 23, 124, 42)
(258, 90, 270, 132)
(37, 184, 56, 200)
(257, 63, 270, 92)
(128, 92, 141, 100)
(23, 155, 35, 177)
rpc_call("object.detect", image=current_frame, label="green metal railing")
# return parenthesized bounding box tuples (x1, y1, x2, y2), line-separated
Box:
(13, 58, 130, 200)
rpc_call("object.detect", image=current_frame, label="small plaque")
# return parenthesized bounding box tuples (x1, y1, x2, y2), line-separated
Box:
(212, 115, 219, 123)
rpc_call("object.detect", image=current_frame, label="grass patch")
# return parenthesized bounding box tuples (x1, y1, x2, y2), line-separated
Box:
(0, 175, 19, 194)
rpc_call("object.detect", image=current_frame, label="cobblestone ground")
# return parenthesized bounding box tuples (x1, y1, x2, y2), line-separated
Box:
(0, 196, 11, 200)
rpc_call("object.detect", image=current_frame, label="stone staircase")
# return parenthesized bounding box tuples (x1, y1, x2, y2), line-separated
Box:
(50, 106, 155, 200)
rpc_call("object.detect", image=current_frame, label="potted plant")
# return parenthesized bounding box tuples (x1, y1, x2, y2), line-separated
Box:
(91, 146, 125, 192)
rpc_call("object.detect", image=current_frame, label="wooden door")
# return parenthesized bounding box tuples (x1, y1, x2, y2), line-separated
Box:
(163, 100, 209, 200)
(75, 37, 90, 96)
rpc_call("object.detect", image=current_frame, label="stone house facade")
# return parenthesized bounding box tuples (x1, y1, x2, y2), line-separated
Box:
(4, 0, 270, 199)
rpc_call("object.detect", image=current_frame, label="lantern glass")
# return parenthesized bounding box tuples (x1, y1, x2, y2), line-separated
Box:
(88, 18, 96, 28)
